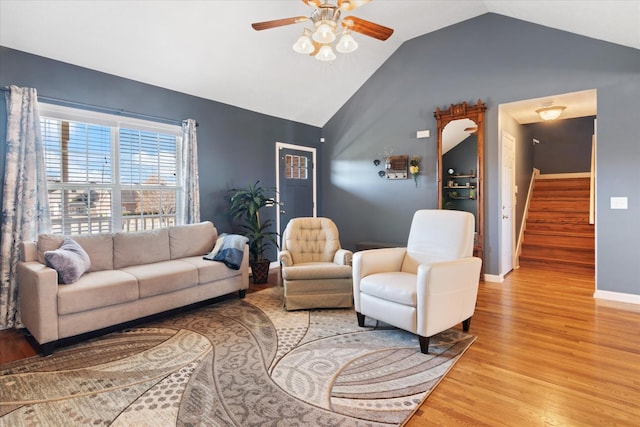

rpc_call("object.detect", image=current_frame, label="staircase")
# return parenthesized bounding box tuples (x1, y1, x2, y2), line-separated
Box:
(520, 177, 594, 274)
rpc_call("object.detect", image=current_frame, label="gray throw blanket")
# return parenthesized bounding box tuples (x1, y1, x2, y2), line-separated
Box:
(203, 233, 248, 270)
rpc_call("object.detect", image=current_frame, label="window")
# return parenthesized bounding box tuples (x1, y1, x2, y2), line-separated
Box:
(40, 104, 182, 235)
(284, 154, 308, 180)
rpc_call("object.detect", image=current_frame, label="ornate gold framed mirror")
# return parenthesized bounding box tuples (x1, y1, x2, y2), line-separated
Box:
(434, 99, 486, 263)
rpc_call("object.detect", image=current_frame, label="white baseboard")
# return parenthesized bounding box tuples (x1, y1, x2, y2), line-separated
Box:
(593, 290, 640, 305)
(483, 273, 504, 283)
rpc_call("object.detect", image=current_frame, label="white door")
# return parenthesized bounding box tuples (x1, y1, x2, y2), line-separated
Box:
(501, 131, 516, 275)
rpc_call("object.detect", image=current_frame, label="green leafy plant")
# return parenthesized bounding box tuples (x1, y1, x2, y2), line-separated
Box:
(228, 181, 279, 264)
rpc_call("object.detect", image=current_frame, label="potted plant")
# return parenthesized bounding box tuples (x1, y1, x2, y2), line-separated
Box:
(228, 181, 279, 284)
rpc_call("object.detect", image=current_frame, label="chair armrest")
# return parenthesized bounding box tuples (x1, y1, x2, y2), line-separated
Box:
(352, 247, 407, 312)
(18, 261, 60, 345)
(415, 257, 482, 337)
(278, 250, 293, 267)
(334, 249, 353, 266)
(353, 247, 407, 279)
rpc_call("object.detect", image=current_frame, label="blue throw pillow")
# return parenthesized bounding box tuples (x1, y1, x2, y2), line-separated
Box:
(44, 237, 91, 284)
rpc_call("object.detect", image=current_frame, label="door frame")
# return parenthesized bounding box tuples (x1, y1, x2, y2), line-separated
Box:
(275, 142, 317, 247)
(500, 130, 516, 277)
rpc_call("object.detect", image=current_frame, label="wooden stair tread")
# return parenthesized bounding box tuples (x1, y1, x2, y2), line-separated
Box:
(522, 242, 594, 251)
(524, 229, 593, 237)
(519, 254, 594, 266)
(520, 176, 595, 272)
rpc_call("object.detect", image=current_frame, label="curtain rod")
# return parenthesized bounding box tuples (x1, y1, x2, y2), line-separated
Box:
(1, 86, 196, 127)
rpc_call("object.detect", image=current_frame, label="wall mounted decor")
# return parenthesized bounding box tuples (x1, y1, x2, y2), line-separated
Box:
(386, 155, 408, 180)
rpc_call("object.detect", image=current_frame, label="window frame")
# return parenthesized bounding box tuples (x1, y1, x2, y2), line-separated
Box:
(39, 103, 183, 235)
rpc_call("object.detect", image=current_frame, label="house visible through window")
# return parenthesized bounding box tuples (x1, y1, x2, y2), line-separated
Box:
(40, 104, 182, 235)
(284, 154, 308, 180)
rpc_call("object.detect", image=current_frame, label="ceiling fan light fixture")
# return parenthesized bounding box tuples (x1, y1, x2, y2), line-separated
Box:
(312, 21, 337, 44)
(336, 31, 358, 53)
(293, 29, 314, 54)
(315, 45, 336, 61)
(536, 105, 566, 121)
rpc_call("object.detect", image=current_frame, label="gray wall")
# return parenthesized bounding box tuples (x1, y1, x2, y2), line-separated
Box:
(0, 47, 322, 262)
(528, 116, 595, 174)
(321, 14, 640, 295)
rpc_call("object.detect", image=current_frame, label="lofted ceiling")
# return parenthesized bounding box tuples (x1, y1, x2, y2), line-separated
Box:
(1, 1, 638, 127)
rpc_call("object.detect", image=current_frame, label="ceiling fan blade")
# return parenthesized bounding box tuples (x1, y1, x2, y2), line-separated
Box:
(342, 16, 393, 40)
(337, 0, 371, 11)
(251, 16, 308, 31)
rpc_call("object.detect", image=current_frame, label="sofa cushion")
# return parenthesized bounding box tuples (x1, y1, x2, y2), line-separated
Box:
(44, 237, 91, 284)
(37, 234, 64, 265)
(360, 272, 417, 306)
(73, 233, 114, 271)
(181, 256, 242, 284)
(57, 270, 139, 315)
(169, 221, 217, 259)
(121, 260, 198, 298)
(282, 262, 352, 280)
(114, 228, 171, 269)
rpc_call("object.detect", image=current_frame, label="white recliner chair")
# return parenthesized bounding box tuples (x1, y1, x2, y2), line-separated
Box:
(279, 217, 353, 310)
(352, 209, 482, 354)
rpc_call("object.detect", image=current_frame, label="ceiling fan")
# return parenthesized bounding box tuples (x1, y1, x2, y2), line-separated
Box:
(251, 0, 393, 62)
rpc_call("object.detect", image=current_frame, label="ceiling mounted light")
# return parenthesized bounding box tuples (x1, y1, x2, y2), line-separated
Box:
(336, 29, 358, 53)
(312, 21, 337, 43)
(536, 105, 566, 121)
(315, 45, 337, 62)
(293, 29, 314, 54)
(252, 0, 393, 63)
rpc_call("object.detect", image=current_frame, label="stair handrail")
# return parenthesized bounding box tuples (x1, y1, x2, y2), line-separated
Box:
(516, 168, 540, 268)
(589, 134, 595, 225)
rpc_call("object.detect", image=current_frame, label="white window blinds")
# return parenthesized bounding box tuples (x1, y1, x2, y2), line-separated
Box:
(39, 103, 182, 235)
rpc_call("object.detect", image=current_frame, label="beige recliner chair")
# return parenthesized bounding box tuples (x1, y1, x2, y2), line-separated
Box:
(352, 209, 482, 353)
(278, 217, 353, 310)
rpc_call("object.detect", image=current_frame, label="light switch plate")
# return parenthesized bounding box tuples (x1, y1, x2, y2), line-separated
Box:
(610, 197, 628, 209)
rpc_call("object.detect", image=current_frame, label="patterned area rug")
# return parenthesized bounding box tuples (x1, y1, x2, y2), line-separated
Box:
(0, 287, 475, 426)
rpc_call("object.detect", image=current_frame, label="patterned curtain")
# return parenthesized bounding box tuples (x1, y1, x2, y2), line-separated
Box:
(181, 119, 200, 224)
(0, 86, 51, 328)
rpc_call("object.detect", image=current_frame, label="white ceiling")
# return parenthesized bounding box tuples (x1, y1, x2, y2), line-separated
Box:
(1, 1, 638, 127)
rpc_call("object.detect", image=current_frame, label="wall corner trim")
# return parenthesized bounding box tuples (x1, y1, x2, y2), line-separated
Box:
(593, 290, 640, 306)
(483, 273, 504, 283)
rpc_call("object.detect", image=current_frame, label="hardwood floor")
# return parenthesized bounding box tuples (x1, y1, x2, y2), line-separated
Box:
(409, 268, 640, 426)
(2, 267, 639, 425)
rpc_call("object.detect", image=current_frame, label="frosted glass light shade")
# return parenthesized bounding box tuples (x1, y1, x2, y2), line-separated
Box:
(315, 45, 336, 61)
(293, 34, 314, 54)
(336, 33, 358, 53)
(536, 106, 566, 120)
(312, 22, 336, 44)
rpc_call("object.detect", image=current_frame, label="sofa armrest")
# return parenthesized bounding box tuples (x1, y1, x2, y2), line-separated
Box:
(334, 249, 353, 266)
(278, 250, 293, 267)
(20, 241, 38, 262)
(415, 257, 482, 337)
(18, 261, 60, 346)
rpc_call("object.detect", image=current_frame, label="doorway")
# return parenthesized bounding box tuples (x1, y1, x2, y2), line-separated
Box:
(275, 142, 317, 246)
(500, 131, 516, 276)
(498, 89, 597, 283)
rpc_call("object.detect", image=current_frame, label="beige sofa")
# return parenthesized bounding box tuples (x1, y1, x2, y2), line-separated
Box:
(18, 221, 249, 355)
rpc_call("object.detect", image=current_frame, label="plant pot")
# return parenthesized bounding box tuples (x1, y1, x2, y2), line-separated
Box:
(251, 260, 270, 284)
